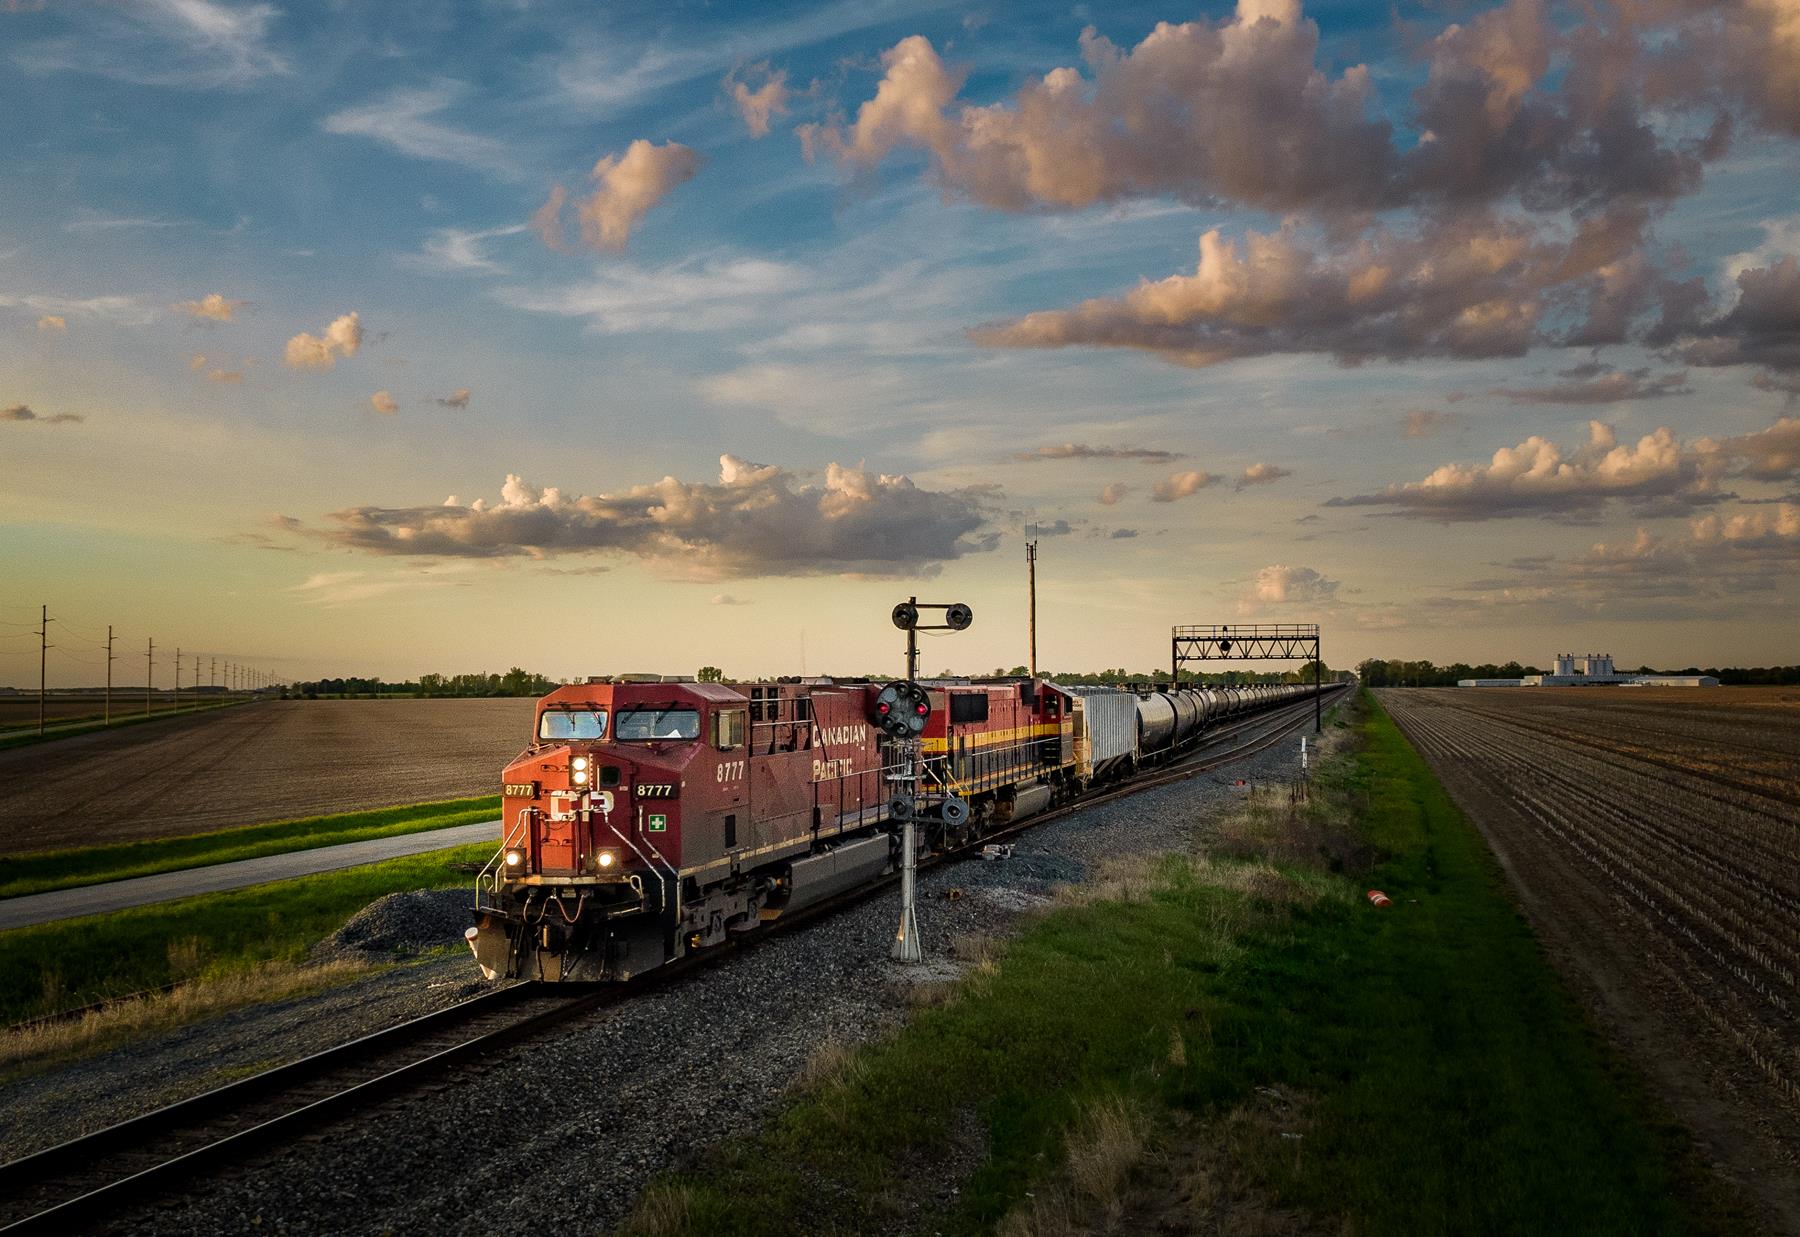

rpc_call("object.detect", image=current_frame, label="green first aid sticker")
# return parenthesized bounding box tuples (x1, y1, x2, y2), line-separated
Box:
(647, 813, 668, 833)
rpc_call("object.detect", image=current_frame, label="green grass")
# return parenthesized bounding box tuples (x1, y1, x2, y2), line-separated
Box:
(632, 693, 1745, 1236)
(0, 699, 246, 751)
(0, 796, 500, 900)
(0, 841, 491, 1024)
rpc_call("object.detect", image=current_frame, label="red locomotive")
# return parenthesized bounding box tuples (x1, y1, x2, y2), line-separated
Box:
(468, 674, 1322, 981)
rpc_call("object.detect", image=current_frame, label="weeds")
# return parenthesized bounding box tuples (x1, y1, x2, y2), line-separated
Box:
(0, 958, 372, 1081)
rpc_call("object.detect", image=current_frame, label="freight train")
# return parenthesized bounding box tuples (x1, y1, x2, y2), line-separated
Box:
(467, 675, 1325, 982)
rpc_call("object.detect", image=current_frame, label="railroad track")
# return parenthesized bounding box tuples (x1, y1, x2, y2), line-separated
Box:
(0, 686, 1344, 1234)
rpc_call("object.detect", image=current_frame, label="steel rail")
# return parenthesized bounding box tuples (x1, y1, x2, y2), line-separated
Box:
(0, 983, 620, 1234)
(0, 685, 1345, 1234)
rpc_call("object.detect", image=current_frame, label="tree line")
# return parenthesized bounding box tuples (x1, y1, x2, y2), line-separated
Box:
(1356, 659, 1800, 687)
(286, 668, 560, 698)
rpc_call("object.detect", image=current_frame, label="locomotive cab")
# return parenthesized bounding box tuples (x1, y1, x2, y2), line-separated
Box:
(472, 678, 757, 982)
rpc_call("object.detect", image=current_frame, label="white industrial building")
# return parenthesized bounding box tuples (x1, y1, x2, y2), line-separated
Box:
(1458, 653, 1719, 688)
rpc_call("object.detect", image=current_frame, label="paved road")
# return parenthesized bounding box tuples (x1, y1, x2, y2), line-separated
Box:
(0, 820, 501, 932)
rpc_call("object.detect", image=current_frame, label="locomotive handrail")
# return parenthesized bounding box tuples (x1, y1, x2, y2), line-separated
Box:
(475, 810, 534, 911)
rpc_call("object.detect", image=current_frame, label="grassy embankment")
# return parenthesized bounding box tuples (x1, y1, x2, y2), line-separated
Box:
(0, 840, 492, 1072)
(0, 698, 247, 751)
(0, 795, 500, 900)
(625, 693, 1747, 1236)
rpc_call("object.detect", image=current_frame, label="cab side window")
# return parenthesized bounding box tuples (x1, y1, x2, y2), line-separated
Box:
(714, 708, 747, 749)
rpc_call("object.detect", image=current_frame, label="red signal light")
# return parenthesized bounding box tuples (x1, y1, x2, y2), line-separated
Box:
(878, 702, 891, 714)
(915, 703, 928, 715)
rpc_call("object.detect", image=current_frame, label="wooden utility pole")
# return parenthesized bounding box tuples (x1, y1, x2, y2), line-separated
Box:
(1025, 532, 1038, 679)
(145, 638, 154, 716)
(174, 648, 181, 714)
(38, 604, 48, 736)
(105, 625, 114, 725)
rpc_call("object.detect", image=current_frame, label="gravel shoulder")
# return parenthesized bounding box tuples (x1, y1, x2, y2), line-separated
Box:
(3, 735, 1309, 1235)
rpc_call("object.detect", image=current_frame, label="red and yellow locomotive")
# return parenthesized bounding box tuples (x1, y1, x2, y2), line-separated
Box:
(468, 673, 1320, 981)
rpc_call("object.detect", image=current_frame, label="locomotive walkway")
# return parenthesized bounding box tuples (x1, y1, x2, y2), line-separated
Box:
(0, 820, 501, 931)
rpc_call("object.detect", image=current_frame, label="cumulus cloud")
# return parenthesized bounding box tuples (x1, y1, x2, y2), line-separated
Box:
(1714, 416, 1800, 481)
(2, 403, 83, 425)
(807, 0, 1704, 218)
(1323, 419, 1783, 520)
(435, 388, 471, 409)
(802, 12, 1397, 215)
(36, 315, 65, 333)
(1493, 366, 1690, 404)
(371, 391, 399, 415)
(1109, 527, 1140, 539)
(1248, 564, 1339, 605)
(1151, 470, 1221, 502)
(972, 211, 1651, 368)
(1236, 463, 1293, 489)
(284, 312, 362, 370)
(1403, 409, 1458, 439)
(533, 140, 701, 253)
(175, 293, 246, 322)
(725, 64, 790, 138)
(1668, 256, 1800, 375)
(1098, 483, 1129, 505)
(291, 455, 997, 579)
(206, 367, 244, 384)
(1015, 443, 1183, 463)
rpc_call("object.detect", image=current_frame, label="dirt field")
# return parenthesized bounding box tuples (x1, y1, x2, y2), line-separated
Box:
(0, 695, 220, 731)
(1379, 687, 1800, 1232)
(0, 699, 533, 854)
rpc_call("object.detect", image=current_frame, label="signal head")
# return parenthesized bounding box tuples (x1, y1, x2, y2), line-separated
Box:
(870, 680, 932, 737)
(944, 602, 973, 631)
(891, 602, 919, 631)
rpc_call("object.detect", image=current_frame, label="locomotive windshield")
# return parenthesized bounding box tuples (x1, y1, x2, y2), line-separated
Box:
(538, 709, 608, 740)
(615, 707, 701, 741)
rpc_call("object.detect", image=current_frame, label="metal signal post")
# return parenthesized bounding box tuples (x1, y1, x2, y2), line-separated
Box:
(883, 601, 973, 964)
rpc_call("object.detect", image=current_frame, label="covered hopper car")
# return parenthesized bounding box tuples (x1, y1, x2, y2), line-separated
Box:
(468, 675, 1323, 982)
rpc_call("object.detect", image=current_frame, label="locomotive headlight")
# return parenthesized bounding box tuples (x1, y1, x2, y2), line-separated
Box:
(571, 754, 590, 785)
(597, 850, 618, 869)
(504, 848, 524, 868)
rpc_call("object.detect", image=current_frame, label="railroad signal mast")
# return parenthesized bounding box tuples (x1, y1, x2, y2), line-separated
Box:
(1172, 623, 1325, 734)
(882, 599, 973, 964)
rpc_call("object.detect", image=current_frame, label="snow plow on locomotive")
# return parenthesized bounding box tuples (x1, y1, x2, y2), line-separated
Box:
(468, 674, 1322, 983)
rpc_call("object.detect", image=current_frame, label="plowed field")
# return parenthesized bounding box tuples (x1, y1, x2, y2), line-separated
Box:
(1380, 687, 1800, 1230)
(0, 699, 533, 854)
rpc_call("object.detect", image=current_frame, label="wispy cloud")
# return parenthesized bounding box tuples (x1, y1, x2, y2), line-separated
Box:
(497, 255, 803, 334)
(17, 0, 291, 89)
(323, 83, 521, 178)
(543, 0, 956, 114)
(1014, 443, 1183, 464)
(3, 403, 84, 425)
(404, 225, 528, 275)
(65, 209, 193, 233)
(0, 291, 160, 327)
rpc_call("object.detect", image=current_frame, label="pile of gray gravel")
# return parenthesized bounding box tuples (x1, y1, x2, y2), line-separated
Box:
(311, 889, 472, 963)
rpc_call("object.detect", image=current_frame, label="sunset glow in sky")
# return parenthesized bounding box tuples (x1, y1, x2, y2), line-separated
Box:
(3, 0, 1798, 685)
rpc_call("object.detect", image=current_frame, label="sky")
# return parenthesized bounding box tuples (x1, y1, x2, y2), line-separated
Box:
(2, 0, 1798, 687)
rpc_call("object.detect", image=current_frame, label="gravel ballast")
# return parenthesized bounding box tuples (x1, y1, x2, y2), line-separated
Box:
(5, 733, 1314, 1235)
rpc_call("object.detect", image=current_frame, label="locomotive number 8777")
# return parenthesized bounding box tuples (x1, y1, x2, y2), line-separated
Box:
(466, 672, 1320, 982)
